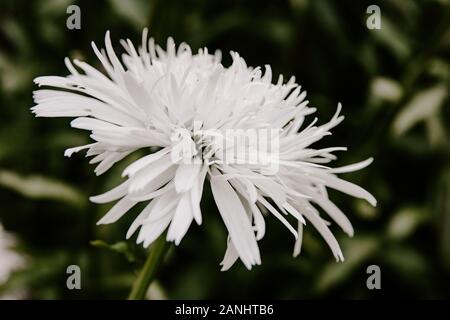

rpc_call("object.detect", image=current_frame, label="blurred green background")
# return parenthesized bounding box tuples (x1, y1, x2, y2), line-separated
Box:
(0, 0, 449, 299)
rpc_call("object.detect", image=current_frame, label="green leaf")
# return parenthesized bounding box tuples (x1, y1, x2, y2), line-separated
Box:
(425, 115, 446, 147)
(354, 199, 378, 220)
(90, 240, 137, 263)
(0, 52, 34, 93)
(386, 207, 426, 240)
(0, 170, 86, 207)
(392, 85, 447, 136)
(372, 18, 410, 61)
(108, 0, 150, 29)
(370, 77, 403, 103)
(315, 236, 379, 293)
(384, 245, 429, 280)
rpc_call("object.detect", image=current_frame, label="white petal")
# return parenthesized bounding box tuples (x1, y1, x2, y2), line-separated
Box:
(220, 237, 239, 271)
(293, 221, 303, 257)
(174, 163, 201, 193)
(128, 154, 174, 193)
(94, 151, 132, 176)
(97, 196, 136, 225)
(139, 213, 173, 248)
(210, 170, 261, 269)
(301, 205, 344, 262)
(250, 177, 286, 206)
(257, 196, 298, 239)
(283, 202, 306, 225)
(130, 166, 176, 200)
(249, 202, 266, 240)
(321, 174, 377, 206)
(64, 143, 96, 157)
(166, 193, 194, 245)
(90, 180, 130, 204)
(130, 181, 174, 202)
(126, 201, 155, 239)
(123, 147, 170, 177)
(143, 189, 179, 223)
(71, 117, 117, 131)
(313, 195, 354, 236)
(190, 165, 208, 225)
(330, 157, 374, 174)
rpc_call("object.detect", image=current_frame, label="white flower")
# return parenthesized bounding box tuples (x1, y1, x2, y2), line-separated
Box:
(0, 223, 26, 299)
(32, 29, 376, 270)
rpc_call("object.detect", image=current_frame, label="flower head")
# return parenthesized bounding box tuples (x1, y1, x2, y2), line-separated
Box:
(32, 29, 376, 270)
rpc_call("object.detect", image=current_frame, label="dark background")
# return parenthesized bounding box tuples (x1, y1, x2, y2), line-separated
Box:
(0, 0, 449, 299)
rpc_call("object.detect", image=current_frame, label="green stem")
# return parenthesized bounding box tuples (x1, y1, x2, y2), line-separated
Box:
(128, 234, 170, 300)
